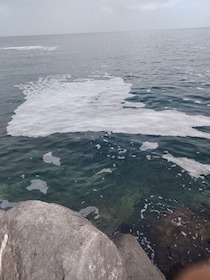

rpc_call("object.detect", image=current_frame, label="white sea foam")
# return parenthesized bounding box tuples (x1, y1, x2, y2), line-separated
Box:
(96, 168, 112, 175)
(26, 179, 49, 194)
(1, 45, 57, 51)
(140, 235, 155, 261)
(146, 155, 152, 161)
(43, 151, 61, 166)
(181, 231, 187, 237)
(140, 203, 148, 219)
(118, 148, 127, 154)
(140, 141, 159, 151)
(118, 156, 125, 160)
(7, 75, 210, 139)
(95, 144, 101, 149)
(172, 217, 182, 226)
(0, 200, 19, 209)
(162, 153, 210, 178)
(79, 206, 99, 219)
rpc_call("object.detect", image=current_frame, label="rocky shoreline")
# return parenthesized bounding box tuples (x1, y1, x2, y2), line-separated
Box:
(116, 202, 210, 279)
(0, 200, 165, 280)
(145, 207, 210, 276)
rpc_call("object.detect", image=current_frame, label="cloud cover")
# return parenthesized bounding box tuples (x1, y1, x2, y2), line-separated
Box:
(0, 0, 209, 36)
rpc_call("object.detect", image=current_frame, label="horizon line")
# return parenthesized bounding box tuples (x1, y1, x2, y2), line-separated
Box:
(0, 26, 209, 39)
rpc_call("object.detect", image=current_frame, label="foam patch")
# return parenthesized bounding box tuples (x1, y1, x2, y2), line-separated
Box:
(162, 153, 210, 178)
(1, 46, 57, 51)
(26, 179, 49, 194)
(79, 206, 99, 219)
(0, 200, 19, 209)
(140, 141, 159, 151)
(7, 75, 210, 139)
(43, 151, 61, 166)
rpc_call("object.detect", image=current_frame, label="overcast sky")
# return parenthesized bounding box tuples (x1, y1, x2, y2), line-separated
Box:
(0, 0, 210, 36)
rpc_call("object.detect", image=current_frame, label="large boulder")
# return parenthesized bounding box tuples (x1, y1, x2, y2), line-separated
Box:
(0, 200, 124, 280)
(0, 200, 166, 280)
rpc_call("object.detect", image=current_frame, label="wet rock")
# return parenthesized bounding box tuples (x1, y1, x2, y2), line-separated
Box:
(112, 233, 165, 280)
(147, 208, 210, 279)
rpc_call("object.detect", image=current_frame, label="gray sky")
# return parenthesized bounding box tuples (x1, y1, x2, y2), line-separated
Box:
(0, 0, 210, 36)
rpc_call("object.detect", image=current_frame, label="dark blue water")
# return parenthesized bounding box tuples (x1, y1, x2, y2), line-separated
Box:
(0, 28, 210, 271)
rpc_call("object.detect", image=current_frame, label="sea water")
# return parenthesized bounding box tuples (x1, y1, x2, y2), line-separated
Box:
(0, 28, 210, 268)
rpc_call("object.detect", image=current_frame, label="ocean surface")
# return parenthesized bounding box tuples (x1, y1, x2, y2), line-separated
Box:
(0, 28, 210, 270)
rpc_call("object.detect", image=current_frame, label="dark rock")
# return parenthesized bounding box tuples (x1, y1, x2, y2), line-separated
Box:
(146, 208, 210, 279)
(166, 262, 185, 280)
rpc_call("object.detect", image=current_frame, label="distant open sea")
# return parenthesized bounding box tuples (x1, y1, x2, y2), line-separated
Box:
(0, 28, 210, 272)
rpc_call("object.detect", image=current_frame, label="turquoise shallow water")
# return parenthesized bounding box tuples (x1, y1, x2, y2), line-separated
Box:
(0, 28, 210, 270)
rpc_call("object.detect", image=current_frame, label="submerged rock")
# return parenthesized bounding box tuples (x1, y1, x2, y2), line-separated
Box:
(147, 208, 210, 278)
(0, 200, 165, 280)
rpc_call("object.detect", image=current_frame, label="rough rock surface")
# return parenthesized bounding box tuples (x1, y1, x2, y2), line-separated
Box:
(0, 200, 166, 280)
(147, 208, 210, 279)
(0, 201, 124, 280)
(112, 233, 165, 280)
